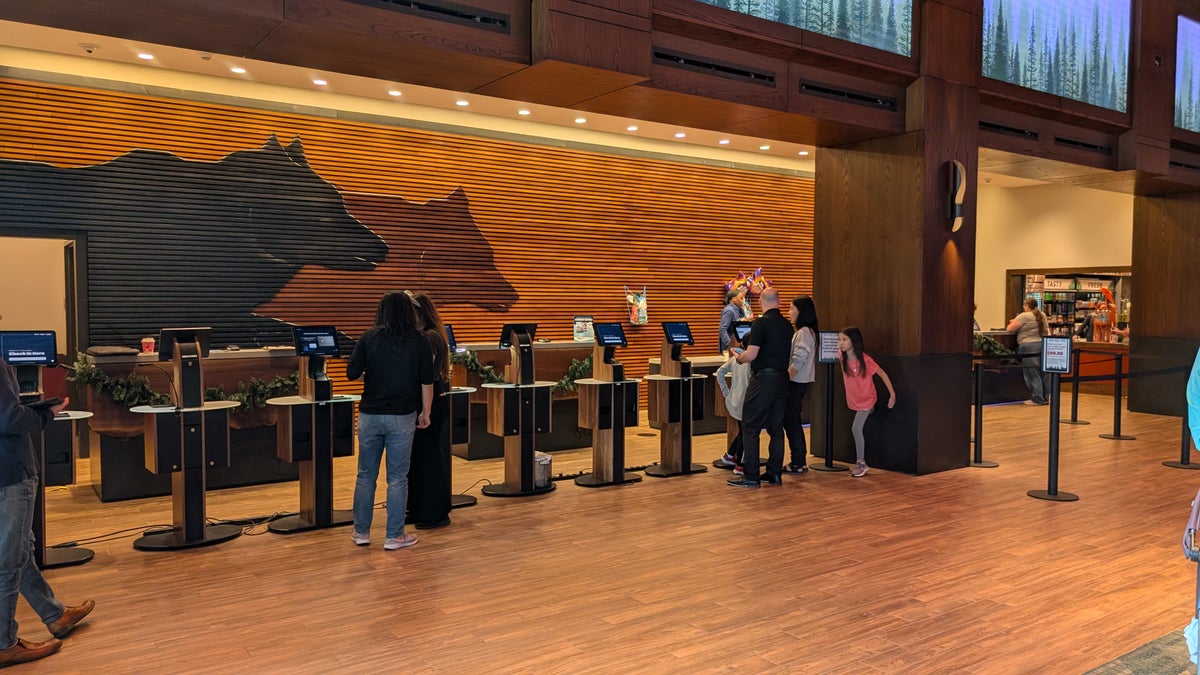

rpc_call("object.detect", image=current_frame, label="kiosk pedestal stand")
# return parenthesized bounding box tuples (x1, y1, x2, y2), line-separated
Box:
(575, 337, 641, 488)
(645, 341, 707, 477)
(445, 387, 478, 508)
(482, 326, 555, 497)
(35, 408, 94, 568)
(132, 332, 242, 550)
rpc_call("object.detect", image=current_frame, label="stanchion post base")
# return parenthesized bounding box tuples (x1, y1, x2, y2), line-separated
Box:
(1027, 489, 1079, 502)
(1163, 461, 1200, 470)
(970, 460, 1000, 468)
(711, 459, 735, 470)
(267, 510, 354, 535)
(1060, 420, 1091, 425)
(481, 483, 556, 498)
(451, 494, 478, 508)
(811, 463, 850, 472)
(41, 547, 94, 569)
(1099, 434, 1136, 441)
(574, 474, 643, 488)
(643, 463, 708, 478)
(133, 524, 242, 551)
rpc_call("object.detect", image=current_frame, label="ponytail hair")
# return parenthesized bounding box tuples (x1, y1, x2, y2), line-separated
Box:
(1023, 298, 1049, 337)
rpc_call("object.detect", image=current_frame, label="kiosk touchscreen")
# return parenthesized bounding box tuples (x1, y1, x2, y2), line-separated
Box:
(293, 325, 340, 357)
(593, 322, 627, 348)
(733, 321, 753, 344)
(445, 324, 465, 353)
(0, 331, 57, 366)
(662, 322, 694, 345)
(157, 327, 213, 361)
(498, 323, 538, 348)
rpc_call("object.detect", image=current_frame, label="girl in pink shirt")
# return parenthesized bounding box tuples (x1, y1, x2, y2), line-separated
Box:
(838, 327, 896, 477)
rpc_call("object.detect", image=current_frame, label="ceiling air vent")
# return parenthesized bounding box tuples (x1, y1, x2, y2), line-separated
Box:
(1170, 160, 1200, 172)
(798, 81, 896, 111)
(349, 0, 509, 33)
(1054, 136, 1112, 155)
(652, 50, 776, 86)
(980, 120, 1039, 140)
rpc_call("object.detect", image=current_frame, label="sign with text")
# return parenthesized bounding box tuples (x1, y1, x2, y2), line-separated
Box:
(818, 331, 841, 364)
(1042, 336, 1072, 374)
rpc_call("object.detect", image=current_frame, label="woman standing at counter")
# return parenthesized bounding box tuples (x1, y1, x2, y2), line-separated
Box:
(408, 292, 452, 530)
(1007, 298, 1051, 406)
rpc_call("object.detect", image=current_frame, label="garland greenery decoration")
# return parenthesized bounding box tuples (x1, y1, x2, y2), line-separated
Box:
(972, 333, 1015, 359)
(553, 356, 593, 395)
(69, 353, 299, 411)
(449, 350, 505, 384)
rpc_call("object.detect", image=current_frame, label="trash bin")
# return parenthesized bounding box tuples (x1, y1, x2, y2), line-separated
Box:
(533, 451, 551, 488)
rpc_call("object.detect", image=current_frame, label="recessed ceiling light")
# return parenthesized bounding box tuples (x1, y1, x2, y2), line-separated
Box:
(759, 145, 771, 151)
(137, 53, 154, 60)
(574, 117, 587, 124)
(674, 132, 686, 139)
(798, 150, 810, 156)
(230, 67, 246, 74)
(312, 78, 327, 86)
(718, 139, 731, 145)
(455, 99, 469, 107)
(626, 125, 638, 132)
(518, 109, 531, 116)
(387, 90, 402, 97)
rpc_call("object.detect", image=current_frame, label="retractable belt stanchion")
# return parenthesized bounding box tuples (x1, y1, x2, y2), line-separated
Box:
(1061, 347, 1089, 425)
(482, 325, 555, 497)
(132, 329, 243, 550)
(445, 385, 478, 507)
(1099, 352, 1135, 441)
(576, 323, 641, 487)
(268, 329, 359, 534)
(812, 333, 848, 472)
(1165, 411, 1200, 470)
(1029, 336, 1078, 502)
(970, 361, 998, 468)
(645, 323, 706, 477)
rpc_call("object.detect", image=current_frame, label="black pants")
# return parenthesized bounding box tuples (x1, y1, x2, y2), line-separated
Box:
(740, 369, 789, 478)
(407, 383, 451, 525)
(727, 419, 744, 461)
(784, 380, 810, 466)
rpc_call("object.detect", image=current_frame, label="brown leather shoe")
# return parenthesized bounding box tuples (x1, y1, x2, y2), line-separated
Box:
(47, 599, 95, 639)
(0, 637, 62, 665)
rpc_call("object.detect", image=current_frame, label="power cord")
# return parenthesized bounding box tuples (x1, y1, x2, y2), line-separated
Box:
(206, 512, 299, 536)
(458, 478, 492, 495)
(51, 524, 175, 548)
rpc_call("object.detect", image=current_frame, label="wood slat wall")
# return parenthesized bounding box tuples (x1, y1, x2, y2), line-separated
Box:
(0, 78, 814, 395)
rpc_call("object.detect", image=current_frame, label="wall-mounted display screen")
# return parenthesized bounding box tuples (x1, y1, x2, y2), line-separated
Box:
(1179, 16, 1200, 133)
(662, 322, 695, 345)
(292, 325, 340, 357)
(0, 331, 57, 366)
(593, 322, 627, 347)
(983, 0, 1130, 113)
(696, 0, 912, 57)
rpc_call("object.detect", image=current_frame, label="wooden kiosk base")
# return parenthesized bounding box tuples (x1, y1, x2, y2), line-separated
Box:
(481, 382, 556, 498)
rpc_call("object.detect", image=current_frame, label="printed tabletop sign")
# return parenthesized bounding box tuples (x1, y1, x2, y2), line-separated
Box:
(818, 331, 841, 364)
(1042, 336, 1072, 374)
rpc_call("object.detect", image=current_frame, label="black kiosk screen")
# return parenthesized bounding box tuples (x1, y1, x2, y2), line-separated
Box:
(445, 324, 465, 353)
(0, 331, 56, 366)
(733, 321, 753, 342)
(293, 326, 340, 357)
(592, 322, 627, 347)
(157, 327, 213, 361)
(662, 322, 694, 345)
(498, 323, 537, 348)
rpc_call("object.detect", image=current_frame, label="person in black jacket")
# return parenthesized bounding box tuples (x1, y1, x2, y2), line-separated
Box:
(407, 292, 452, 530)
(0, 311, 94, 667)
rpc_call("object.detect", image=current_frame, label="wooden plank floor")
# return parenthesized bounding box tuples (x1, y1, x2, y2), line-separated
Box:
(21, 394, 1199, 673)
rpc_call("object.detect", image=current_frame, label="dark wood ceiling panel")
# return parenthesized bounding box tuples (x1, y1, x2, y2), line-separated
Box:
(723, 112, 893, 148)
(0, 0, 284, 56)
(575, 84, 781, 133)
(474, 60, 647, 108)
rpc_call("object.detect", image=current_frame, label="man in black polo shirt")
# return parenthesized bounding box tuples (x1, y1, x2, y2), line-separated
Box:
(728, 287, 793, 488)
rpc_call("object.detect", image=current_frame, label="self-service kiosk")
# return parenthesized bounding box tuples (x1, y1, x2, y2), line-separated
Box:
(267, 325, 358, 534)
(645, 322, 707, 477)
(481, 323, 555, 497)
(131, 327, 242, 550)
(574, 322, 641, 487)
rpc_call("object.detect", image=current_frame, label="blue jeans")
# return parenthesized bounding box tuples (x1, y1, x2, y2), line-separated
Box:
(1017, 342, 1050, 404)
(353, 413, 417, 539)
(0, 477, 63, 648)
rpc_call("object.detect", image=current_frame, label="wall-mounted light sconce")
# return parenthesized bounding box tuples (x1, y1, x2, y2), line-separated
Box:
(948, 159, 966, 232)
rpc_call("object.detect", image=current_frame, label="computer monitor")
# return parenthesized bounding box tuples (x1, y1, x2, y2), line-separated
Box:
(445, 324, 465, 353)
(292, 325, 340, 357)
(592, 322, 627, 347)
(0, 331, 57, 366)
(498, 323, 537, 348)
(157, 327, 213, 361)
(733, 321, 753, 343)
(662, 322, 694, 345)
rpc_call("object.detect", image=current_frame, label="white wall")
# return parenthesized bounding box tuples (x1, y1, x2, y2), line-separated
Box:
(974, 183, 1133, 330)
(0, 237, 68, 346)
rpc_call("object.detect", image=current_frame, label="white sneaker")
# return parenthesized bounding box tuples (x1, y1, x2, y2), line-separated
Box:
(384, 534, 418, 550)
(351, 531, 370, 546)
(852, 462, 869, 478)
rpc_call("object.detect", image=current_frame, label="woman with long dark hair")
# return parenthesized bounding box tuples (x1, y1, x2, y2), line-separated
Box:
(783, 295, 819, 473)
(346, 291, 434, 550)
(408, 292, 453, 530)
